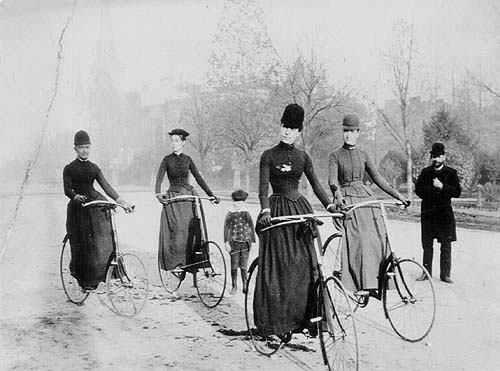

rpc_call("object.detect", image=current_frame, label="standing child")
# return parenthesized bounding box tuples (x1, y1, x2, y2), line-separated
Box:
(224, 189, 256, 295)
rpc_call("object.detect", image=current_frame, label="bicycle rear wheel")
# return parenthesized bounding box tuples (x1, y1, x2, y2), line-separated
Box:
(383, 258, 436, 342)
(158, 260, 184, 295)
(244, 259, 284, 356)
(195, 241, 227, 308)
(320, 276, 358, 371)
(60, 238, 89, 305)
(106, 253, 149, 318)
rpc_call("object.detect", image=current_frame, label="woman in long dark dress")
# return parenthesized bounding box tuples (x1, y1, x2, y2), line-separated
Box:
(328, 114, 409, 293)
(63, 130, 134, 291)
(155, 129, 220, 288)
(255, 104, 335, 337)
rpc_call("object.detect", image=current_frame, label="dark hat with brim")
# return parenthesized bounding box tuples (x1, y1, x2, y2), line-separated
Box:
(231, 189, 248, 201)
(430, 142, 445, 156)
(281, 103, 304, 131)
(74, 130, 91, 146)
(342, 114, 360, 130)
(168, 128, 190, 138)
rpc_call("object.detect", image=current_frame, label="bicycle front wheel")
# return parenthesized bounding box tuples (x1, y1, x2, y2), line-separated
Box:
(320, 276, 359, 371)
(195, 241, 227, 308)
(106, 253, 149, 318)
(383, 258, 436, 342)
(60, 238, 89, 305)
(244, 259, 284, 356)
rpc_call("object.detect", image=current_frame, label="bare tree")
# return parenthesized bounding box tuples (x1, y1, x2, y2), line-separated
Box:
(372, 19, 421, 199)
(179, 84, 219, 171)
(280, 50, 352, 153)
(217, 87, 278, 191)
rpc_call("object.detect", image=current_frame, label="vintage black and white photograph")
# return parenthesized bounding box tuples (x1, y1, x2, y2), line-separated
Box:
(1, 0, 499, 370)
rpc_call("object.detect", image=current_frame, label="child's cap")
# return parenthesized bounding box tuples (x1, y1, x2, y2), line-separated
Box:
(231, 189, 248, 201)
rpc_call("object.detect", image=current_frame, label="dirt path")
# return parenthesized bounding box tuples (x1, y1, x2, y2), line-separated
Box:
(1, 191, 499, 370)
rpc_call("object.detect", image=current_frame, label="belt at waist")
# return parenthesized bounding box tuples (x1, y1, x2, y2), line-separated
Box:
(340, 180, 363, 187)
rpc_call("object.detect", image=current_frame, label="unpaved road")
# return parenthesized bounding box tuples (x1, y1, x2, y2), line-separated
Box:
(1, 190, 499, 370)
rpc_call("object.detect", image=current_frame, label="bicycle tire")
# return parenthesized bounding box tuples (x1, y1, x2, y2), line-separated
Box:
(320, 276, 359, 371)
(60, 239, 89, 305)
(195, 241, 227, 308)
(106, 253, 149, 318)
(158, 260, 183, 295)
(244, 259, 284, 356)
(383, 258, 436, 342)
(322, 233, 343, 279)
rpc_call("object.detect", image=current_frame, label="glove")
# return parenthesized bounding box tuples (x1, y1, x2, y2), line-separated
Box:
(74, 194, 87, 204)
(210, 196, 221, 204)
(259, 210, 272, 227)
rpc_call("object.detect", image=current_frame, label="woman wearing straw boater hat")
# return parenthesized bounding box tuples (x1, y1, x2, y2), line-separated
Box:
(255, 103, 335, 338)
(155, 129, 220, 294)
(63, 130, 134, 291)
(328, 114, 410, 294)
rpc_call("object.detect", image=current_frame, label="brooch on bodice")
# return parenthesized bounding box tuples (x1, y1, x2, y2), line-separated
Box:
(276, 164, 292, 172)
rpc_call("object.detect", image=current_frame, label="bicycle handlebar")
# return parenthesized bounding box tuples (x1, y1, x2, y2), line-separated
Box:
(341, 199, 410, 213)
(82, 200, 135, 211)
(159, 194, 218, 203)
(260, 212, 344, 233)
(259, 200, 409, 233)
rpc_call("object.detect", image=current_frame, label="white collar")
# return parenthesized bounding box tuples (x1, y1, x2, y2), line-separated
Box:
(76, 157, 89, 162)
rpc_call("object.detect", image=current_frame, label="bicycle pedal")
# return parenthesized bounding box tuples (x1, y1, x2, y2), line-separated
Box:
(195, 251, 202, 255)
(309, 316, 322, 323)
(353, 290, 369, 297)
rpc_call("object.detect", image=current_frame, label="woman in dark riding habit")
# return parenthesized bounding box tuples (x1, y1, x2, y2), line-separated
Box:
(63, 130, 133, 291)
(255, 103, 335, 338)
(155, 129, 220, 293)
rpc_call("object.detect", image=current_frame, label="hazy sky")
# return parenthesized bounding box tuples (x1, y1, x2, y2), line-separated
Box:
(0, 0, 498, 169)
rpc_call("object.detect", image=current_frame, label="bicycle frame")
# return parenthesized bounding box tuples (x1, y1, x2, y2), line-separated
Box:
(340, 200, 411, 302)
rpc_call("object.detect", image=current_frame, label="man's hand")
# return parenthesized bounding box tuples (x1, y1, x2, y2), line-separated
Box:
(224, 242, 232, 253)
(74, 194, 87, 204)
(433, 177, 443, 190)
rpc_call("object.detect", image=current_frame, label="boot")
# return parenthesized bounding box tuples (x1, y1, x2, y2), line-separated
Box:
(241, 269, 248, 294)
(440, 242, 453, 283)
(230, 269, 237, 295)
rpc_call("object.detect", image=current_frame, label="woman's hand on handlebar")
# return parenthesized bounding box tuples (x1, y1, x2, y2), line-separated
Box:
(259, 210, 272, 226)
(156, 193, 167, 205)
(399, 197, 411, 209)
(117, 197, 135, 213)
(210, 196, 221, 204)
(74, 194, 87, 204)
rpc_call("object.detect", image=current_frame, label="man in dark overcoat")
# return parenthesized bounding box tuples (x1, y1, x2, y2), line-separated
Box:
(415, 142, 461, 283)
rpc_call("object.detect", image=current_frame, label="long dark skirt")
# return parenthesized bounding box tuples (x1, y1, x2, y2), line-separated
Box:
(340, 194, 388, 292)
(158, 187, 203, 273)
(66, 201, 115, 288)
(254, 195, 318, 336)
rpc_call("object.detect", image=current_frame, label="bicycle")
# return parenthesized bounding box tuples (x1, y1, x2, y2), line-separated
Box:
(157, 195, 227, 308)
(323, 199, 436, 343)
(60, 200, 149, 318)
(244, 213, 359, 371)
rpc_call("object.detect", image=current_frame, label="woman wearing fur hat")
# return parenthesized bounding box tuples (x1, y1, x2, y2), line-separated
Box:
(63, 130, 134, 291)
(254, 103, 335, 337)
(328, 114, 410, 294)
(155, 129, 220, 291)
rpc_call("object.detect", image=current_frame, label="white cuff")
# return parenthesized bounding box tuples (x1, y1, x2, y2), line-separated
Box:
(260, 208, 270, 214)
